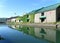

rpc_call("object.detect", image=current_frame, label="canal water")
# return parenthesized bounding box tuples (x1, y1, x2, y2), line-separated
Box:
(0, 24, 60, 43)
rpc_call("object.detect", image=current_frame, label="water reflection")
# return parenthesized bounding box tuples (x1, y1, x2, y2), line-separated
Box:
(40, 28, 46, 34)
(0, 35, 5, 40)
(10, 25, 60, 43)
(39, 28, 46, 39)
(56, 30, 60, 43)
(34, 27, 56, 43)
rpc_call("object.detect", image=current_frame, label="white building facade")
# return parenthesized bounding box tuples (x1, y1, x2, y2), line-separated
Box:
(34, 3, 60, 23)
(34, 10, 56, 23)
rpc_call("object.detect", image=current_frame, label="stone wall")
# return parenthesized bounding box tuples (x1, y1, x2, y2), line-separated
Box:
(34, 13, 41, 23)
(34, 10, 56, 23)
(44, 10, 56, 23)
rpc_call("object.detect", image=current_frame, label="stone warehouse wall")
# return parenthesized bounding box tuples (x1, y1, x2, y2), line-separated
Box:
(34, 10, 56, 23)
(34, 13, 41, 23)
(44, 10, 56, 23)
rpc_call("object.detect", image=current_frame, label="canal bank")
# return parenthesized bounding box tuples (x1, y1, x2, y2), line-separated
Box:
(7, 22, 60, 29)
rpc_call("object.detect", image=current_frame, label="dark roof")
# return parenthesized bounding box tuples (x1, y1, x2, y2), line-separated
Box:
(23, 3, 60, 15)
(38, 3, 60, 13)
(7, 16, 19, 20)
(0, 18, 7, 22)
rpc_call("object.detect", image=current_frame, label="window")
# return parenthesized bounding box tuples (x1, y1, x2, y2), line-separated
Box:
(15, 20, 16, 22)
(41, 18, 45, 22)
(19, 20, 21, 22)
(41, 12, 44, 16)
(27, 15, 29, 18)
(27, 19, 29, 22)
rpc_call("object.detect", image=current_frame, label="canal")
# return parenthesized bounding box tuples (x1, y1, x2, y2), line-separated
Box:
(0, 24, 60, 43)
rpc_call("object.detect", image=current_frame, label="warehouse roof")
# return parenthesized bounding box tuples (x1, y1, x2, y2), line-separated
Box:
(38, 3, 60, 13)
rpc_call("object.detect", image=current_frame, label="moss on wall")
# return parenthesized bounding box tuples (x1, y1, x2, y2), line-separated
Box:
(29, 13, 35, 23)
(22, 15, 27, 23)
(16, 16, 23, 20)
(22, 13, 35, 23)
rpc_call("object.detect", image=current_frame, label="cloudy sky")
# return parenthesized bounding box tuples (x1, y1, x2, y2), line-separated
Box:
(0, 0, 60, 18)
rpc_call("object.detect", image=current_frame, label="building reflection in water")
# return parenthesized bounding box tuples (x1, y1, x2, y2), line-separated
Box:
(40, 28, 46, 39)
(34, 27, 56, 43)
(10, 25, 60, 43)
(56, 30, 60, 43)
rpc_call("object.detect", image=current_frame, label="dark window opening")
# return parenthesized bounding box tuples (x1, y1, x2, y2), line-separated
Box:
(41, 12, 44, 16)
(27, 15, 29, 18)
(41, 18, 45, 22)
(27, 19, 29, 22)
(19, 20, 21, 22)
(15, 20, 16, 22)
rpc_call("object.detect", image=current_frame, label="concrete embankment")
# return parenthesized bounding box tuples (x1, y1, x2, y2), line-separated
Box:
(19, 23, 56, 26)
(8, 22, 60, 29)
(19, 23, 56, 28)
(19, 23, 60, 30)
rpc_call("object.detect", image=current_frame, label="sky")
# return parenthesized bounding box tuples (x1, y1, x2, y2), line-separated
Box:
(0, 0, 60, 18)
